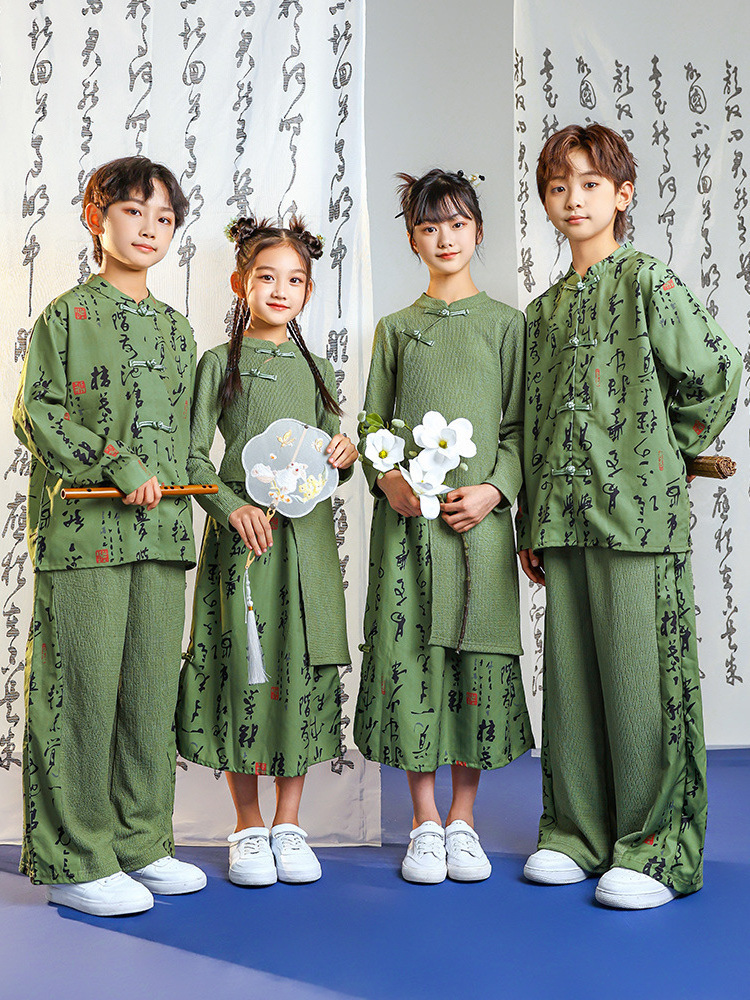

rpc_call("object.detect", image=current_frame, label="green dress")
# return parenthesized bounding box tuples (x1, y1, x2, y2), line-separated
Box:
(175, 338, 351, 777)
(354, 292, 533, 772)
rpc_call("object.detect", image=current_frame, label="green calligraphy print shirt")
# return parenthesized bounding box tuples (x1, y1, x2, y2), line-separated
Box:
(13, 275, 196, 571)
(518, 244, 742, 554)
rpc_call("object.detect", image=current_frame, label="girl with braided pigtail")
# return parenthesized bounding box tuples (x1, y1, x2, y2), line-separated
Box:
(176, 215, 357, 886)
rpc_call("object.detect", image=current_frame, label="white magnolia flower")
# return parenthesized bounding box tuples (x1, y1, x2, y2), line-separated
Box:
(401, 456, 449, 519)
(413, 410, 476, 471)
(365, 428, 405, 473)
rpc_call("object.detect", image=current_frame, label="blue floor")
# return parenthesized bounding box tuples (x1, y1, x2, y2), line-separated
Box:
(2, 750, 749, 1000)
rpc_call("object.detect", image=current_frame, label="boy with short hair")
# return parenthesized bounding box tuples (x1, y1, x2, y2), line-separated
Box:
(518, 124, 741, 909)
(14, 156, 205, 916)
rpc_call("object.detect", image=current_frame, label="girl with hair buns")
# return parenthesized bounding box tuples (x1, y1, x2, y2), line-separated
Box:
(354, 169, 532, 883)
(175, 215, 357, 886)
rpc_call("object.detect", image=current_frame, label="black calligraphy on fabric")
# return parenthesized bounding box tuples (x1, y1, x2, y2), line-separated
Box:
(178, 14, 207, 315)
(72, 15, 101, 285)
(227, 2, 256, 217)
(124, 1, 152, 155)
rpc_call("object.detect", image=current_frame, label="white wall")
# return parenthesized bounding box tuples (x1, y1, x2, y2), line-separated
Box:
(366, 0, 518, 320)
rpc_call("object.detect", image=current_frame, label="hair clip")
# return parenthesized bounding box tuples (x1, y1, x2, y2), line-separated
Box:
(457, 170, 485, 188)
(315, 233, 325, 248)
(224, 217, 239, 242)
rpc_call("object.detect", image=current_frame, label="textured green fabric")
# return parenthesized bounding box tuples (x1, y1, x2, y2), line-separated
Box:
(176, 515, 342, 776)
(518, 245, 741, 552)
(187, 339, 351, 667)
(538, 547, 706, 895)
(13, 275, 196, 570)
(21, 562, 186, 885)
(361, 292, 525, 653)
(354, 512, 532, 771)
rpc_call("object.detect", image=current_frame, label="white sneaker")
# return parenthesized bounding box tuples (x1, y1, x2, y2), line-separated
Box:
(128, 856, 207, 895)
(401, 821, 447, 884)
(524, 849, 588, 885)
(228, 827, 277, 886)
(48, 871, 154, 916)
(270, 823, 322, 883)
(595, 866, 678, 909)
(445, 820, 492, 881)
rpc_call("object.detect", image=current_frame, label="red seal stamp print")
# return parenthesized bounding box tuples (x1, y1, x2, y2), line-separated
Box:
(693, 420, 706, 435)
(658, 450, 664, 471)
(72, 381, 86, 395)
(466, 692, 478, 706)
(74, 307, 88, 320)
(95, 549, 109, 564)
(63, 412, 71, 420)
(662, 279, 675, 291)
(104, 444, 119, 457)
(643, 834, 656, 846)
(254, 763, 267, 776)
(270, 686, 279, 700)
(595, 368, 601, 387)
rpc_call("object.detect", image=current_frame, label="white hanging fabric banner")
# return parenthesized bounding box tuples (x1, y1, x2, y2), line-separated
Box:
(514, 0, 750, 746)
(0, 0, 378, 845)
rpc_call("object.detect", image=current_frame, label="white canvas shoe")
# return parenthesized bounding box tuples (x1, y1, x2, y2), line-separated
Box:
(270, 824, 322, 883)
(228, 827, 277, 886)
(524, 849, 588, 884)
(128, 856, 207, 895)
(401, 821, 447, 884)
(445, 820, 492, 881)
(48, 871, 154, 916)
(595, 867, 678, 909)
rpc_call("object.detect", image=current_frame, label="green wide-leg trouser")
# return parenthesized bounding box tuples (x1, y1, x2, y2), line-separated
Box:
(539, 547, 706, 895)
(21, 562, 186, 885)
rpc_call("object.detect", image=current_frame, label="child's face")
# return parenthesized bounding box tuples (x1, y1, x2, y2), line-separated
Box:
(236, 243, 310, 332)
(410, 214, 480, 277)
(543, 148, 633, 246)
(92, 180, 176, 271)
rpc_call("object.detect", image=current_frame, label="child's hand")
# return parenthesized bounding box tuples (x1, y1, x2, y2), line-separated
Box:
(229, 504, 274, 557)
(519, 548, 545, 586)
(440, 484, 501, 533)
(122, 475, 162, 510)
(379, 469, 422, 517)
(327, 433, 358, 469)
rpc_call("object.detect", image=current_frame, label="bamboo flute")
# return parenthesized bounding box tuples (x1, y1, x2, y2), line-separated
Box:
(60, 484, 218, 500)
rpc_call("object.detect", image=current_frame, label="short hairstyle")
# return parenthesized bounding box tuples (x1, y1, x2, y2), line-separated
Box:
(83, 156, 189, 265)
(536, 124, 637, 242)
(396, 169, 483, 251)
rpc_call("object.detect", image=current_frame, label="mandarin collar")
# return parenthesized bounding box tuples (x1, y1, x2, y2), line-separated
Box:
(562, 243, 635, 286)
(414, 290, 488, 312)
(86, 274, 160, 313)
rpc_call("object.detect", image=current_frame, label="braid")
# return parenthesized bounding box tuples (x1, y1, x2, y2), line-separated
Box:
(219, 297, 249, 408)
(287, 317, 342, 416)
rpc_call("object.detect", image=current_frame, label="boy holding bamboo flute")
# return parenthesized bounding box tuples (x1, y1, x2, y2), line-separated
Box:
(518, 124, 741, 909)
(13, 156, 205, 916)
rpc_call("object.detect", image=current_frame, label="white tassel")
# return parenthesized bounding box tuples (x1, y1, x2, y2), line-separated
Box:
(244, 568, 268, 685)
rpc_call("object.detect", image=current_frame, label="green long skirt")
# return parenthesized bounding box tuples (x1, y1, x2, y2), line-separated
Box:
(176, 513, 342, 778)
(354, 514, 533, 772)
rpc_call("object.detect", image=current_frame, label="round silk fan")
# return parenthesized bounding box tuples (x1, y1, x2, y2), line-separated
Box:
(239, 419, 340, 684)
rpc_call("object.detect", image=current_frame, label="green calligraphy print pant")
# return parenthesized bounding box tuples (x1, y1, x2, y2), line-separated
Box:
(354, 515, 533, 772)
(21, 562, 186, 885)
(538, 547, 706, 895)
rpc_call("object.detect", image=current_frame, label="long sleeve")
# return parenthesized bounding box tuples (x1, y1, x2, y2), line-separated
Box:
(316, 357, 353, 486)
(484, 310, 526, 508)
(13, 305, 151, 495)
(186, 351, 247, 529)
(359, 318, 397, 497)
(647, 269, 742, 459)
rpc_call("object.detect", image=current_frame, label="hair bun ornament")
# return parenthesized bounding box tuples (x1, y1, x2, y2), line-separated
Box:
(298, 228, 325, 261)
(225, 214, 262, 247)
(456, 170, 486, 188)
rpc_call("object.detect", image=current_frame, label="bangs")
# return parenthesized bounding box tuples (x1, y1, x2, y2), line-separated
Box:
(411, 188, 477, 227)
(92, 157, 189, 227)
